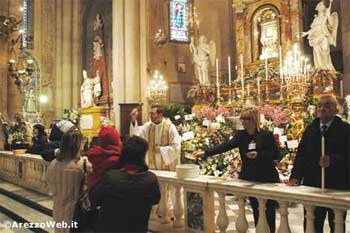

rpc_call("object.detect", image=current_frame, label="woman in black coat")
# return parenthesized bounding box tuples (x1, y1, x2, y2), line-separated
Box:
(90, 136, 161, 233)
(27, 124, 48, 154)
(193, 107, 280, 233)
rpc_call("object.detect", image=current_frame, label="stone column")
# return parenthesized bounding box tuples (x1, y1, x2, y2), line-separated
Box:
(61, 0, 73, 108)
(72, 0, 82, 108)
(54, 0, 63, 118)
(341, 0, 350, 95)
(232, 2, 246, 73)
(112, 0, 125, 131)
(124, 0, 140, 103)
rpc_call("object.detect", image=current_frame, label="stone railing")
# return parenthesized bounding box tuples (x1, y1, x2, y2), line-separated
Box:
(0, 151, 349, 233)
(0, 151, 50, 194)
(152, 170, 350, 233)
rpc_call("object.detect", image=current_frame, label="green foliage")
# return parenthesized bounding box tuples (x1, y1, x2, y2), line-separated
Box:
(161, 104, 191, 123)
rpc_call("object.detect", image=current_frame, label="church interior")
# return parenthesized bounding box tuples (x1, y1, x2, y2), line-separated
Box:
(0, 0, 349, 232)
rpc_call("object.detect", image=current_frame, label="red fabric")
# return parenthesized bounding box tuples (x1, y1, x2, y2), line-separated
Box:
(87, 126, 123, 189)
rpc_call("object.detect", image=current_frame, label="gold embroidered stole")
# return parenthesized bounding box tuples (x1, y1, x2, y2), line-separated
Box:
(148, 120, 171, 170)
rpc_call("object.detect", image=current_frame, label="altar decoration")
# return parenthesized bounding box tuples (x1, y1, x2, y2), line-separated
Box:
(62, 109, 80, 125)
(79, 106, 108, 140)
(0, 113, 31, 150)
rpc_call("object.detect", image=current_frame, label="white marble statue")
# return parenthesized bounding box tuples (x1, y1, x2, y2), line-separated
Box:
(190, 35, 216, 85)
(93, 36, 103, 60)
(302, 0, 338, 71)
(80, 69, 102, 108)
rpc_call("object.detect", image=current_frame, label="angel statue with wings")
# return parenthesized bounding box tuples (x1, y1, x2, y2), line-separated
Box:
(302, 0, 338, 71)
(190, 35, 216, 85)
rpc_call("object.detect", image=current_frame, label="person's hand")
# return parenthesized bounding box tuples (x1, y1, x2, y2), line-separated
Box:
(301, 32, 308, 37)
(155, 144, 160, 153)
(286, 178, 300, 186)
(192, 150, 205, 159)
(319, 155, 330, 168)
(246, 151, 257, 159)
(130, 108, 139, 123)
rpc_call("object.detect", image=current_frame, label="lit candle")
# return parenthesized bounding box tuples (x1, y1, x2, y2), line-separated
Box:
(228, 56, 231, 86)
(247, 84, 250, 96)
(265, 58, 268, 82)
(279, 46, 283, 100)
(340, 80, 344, 98)
(257, 76, 261, 103)
(240, 54, 244, 98)
(216, 58, 220, 100)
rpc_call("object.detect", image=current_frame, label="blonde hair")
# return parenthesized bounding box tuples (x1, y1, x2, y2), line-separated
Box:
(241, 107, 260, 131)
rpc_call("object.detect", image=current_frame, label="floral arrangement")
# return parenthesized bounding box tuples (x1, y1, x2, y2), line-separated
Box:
(187, 85, 216, 104)
(62, 109, 80, 125)
(259, 104, 291, 128)
(193, 106, 230, 121)
(0, 113, 30, 145)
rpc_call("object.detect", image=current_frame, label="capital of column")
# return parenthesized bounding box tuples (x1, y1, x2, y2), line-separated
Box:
(232, 1, 246, 14)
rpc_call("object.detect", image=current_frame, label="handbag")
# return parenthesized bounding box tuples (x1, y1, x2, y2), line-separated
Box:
(71, 158, 98, 233)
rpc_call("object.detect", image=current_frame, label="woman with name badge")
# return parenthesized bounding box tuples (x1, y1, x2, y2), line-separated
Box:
(192, 107, 280, 233)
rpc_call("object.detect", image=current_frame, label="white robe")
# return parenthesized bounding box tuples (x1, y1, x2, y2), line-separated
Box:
(130, 118, 181, 170)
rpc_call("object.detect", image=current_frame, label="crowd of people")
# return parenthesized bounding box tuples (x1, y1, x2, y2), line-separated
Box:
(21, 95, 349, 233)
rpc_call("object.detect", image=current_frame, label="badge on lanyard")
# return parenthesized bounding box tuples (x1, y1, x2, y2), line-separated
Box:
(248, 141, 256, 151)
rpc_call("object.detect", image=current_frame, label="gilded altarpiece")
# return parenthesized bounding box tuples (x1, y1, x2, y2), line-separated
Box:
(232, 0, 302, 71)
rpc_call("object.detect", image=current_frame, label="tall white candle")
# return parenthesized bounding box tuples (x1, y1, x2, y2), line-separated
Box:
(265, 58, 268, 82)
(247, 84, 250, 96)
(216, 58, 220, 99)
(240, 54, 244, 98)
(321, 135, 325, 190)
(257, 76, 261, 103)
(216, 58, 219, 86)
(340, 80, 344, 98)
(279, 45, 283, 81)
(228, 56, 231, 86)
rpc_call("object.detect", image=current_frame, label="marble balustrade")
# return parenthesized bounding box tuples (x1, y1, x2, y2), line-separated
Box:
(0, 151, 349, 233)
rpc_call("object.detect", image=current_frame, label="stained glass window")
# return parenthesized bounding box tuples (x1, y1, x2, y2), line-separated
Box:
(169, 0, 190, 43)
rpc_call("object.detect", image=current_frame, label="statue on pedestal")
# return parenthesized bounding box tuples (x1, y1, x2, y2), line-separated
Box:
(190, 35, 216, 85)
(302, 0, 338, 71)
(81, 69, 102, 108)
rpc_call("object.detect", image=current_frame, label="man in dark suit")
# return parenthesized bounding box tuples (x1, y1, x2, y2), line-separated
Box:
(288, 95, 350, 233)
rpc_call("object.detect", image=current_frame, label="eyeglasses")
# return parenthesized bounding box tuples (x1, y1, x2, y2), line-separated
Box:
(240, 117, 251, 121)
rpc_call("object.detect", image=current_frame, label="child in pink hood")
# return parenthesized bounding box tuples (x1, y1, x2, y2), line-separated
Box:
(87, 126, 123, 189)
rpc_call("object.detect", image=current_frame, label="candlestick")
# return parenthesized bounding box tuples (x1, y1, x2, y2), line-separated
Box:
(216, 58, 220, 102)
(240, 54, 244, 100)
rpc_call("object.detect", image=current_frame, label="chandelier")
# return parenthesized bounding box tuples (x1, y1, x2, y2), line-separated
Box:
(281, 43, 311, 102)
(147, 70, 168, 104)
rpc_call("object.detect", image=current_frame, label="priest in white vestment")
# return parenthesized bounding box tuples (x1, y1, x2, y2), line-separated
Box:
(129, 105, 181, 171)
(129, 104, 181, 220)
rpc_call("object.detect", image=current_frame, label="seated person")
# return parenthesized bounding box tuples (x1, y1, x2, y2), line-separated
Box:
(27, 124, 48, 154)
(87, 126, 123, 190)
(41, 120, 75, 162)
(90, 136, 161, 233)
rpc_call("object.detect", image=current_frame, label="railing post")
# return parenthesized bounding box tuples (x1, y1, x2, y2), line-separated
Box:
(158, 182, 171, 224)
(173, 183, 184, 228)
(216, 191, 229, 233)
(334, 208, 345, 233)
(256, 198, 270, 233)
(235, 195, 248, 233)
(277, 201, 291, 233)
(304, 205, 315, 233)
